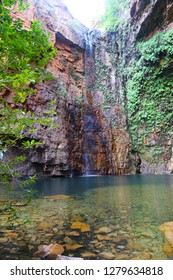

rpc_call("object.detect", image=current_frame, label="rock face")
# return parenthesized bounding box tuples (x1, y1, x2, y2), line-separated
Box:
(128, 0, 173, 173)
(130, 0, 173, 39)
(8, 0, 135, 176)
(82, 30, 133, 175)
(5, 0, 173, 176)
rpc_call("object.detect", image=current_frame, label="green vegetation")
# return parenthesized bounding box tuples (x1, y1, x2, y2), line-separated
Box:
(0, 1, 56, 196)
(100, 0, 129, 31)
(127, 30, 173, 158)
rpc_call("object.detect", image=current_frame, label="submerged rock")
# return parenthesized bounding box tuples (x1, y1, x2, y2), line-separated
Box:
(56, 255, 83, 260)
(11, 202, 28, 207)
(70, 222, 90, 232)
(37, 221, 53, 230)
(4, 232, 18, 239)
(96, 235, 112, 241)
(34, 243, 64, 258)
(99, 252, 115, 260)
(96, 227, 112, 234)
(43, 195, 73, 200)
(0, 237, 8, 243)
(65, 244, 84, 251)
(72, 215, 85, 221)
(81, 252, 96, 259)
(66, 231, 80, 237)
(160, 221, 173, 257)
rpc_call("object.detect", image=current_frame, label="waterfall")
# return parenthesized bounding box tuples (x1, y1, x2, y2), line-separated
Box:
(83, 153, 91, 175)
(82, 30, 102, 176)
(82, 33, 95, 175)
(84, 31, 94, 57)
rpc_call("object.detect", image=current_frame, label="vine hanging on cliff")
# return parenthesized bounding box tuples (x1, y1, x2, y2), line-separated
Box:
(127, 30, 173, 158)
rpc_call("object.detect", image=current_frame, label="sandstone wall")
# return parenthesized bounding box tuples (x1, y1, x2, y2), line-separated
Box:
(4, 0, 173, 176)
(8, 0, 134, 176)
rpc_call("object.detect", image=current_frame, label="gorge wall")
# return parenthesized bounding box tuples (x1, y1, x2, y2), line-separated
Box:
(7, 0, 173, 176)
(128, 0, 173, 173)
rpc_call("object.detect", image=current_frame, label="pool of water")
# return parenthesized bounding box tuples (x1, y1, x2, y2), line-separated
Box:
(0, 174, 173, 260)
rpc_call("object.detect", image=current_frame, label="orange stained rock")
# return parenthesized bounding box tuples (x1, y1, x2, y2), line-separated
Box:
(71, 221, 91, 232)
(34, 243, 64, 258)
(65, 244, 84, 251)
(4, 232, 18, 239)
(48, 244, 64, 255)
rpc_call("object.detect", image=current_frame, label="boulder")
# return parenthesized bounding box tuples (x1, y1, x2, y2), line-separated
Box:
(159, 221, 173, 257)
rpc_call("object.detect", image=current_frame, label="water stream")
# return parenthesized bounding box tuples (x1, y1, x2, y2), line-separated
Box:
(84, 31, 95, 57)
(82, 31, 96, 175)
(0, 174, 173, 260)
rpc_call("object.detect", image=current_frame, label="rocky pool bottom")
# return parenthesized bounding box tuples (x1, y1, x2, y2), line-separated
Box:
(0, 174, 173, 260)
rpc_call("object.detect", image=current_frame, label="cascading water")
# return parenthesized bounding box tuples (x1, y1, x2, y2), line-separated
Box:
(82, 29, 111, 176)
(82, 31, 96, 175)
(84, 31, 95, 93)
(84, 31, 94, 57)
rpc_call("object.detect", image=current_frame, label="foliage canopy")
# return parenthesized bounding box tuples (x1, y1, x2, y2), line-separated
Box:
(100, 0, 129, 31)
(0, 0, 56, 195)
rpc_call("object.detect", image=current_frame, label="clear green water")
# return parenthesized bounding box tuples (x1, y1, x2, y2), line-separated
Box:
(0, 174, 173, 260)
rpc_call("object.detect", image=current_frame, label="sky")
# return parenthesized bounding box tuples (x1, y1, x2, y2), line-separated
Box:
(64, 0, 105, 27)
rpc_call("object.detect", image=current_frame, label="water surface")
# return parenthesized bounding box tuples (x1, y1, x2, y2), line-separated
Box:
(0, 174, 173, 260)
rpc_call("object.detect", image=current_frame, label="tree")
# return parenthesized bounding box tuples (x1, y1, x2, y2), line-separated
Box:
(100, 0, 129, 31)
(0, 0, 56, 197)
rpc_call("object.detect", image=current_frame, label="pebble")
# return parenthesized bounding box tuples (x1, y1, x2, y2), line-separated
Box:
(97, 227, 112, 234)
(99, 252, 115, 260)
(116, 245, 125, 250)
(0, 237, 8, 243)
(5, 232, 18, 239)
(63, 237, 73, 244)
(81, 252, 96, 259)
(65, 244, 84, 251)
(117, 254, 129, 260)
(53, 228, 59, 233)
(66, 231, 80, 237)
(37, 221, 53, 230)
(96, 235, 112, 241)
